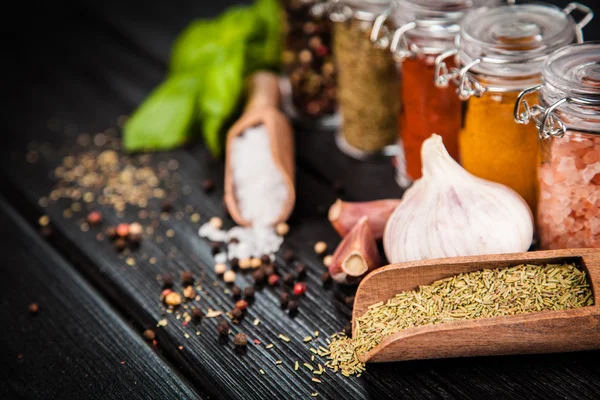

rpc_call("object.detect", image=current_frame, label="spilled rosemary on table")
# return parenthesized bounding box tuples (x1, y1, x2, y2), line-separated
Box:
(326, 263, 594, 376)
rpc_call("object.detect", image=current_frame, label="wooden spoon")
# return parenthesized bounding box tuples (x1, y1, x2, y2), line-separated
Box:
(224, 72, 295, 227)
(353, 248, 600, 363)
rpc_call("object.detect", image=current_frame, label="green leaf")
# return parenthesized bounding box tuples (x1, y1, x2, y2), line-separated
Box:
(123, 75, 201, 152)
(253, 0, 281, 70)
(198, 43, 246, 157)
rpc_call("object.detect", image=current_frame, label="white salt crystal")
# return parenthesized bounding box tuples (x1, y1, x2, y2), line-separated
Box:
(198, 125, 288, 261)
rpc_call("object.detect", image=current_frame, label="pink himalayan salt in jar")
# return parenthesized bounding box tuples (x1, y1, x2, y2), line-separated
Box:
(516, 42, 600, 249)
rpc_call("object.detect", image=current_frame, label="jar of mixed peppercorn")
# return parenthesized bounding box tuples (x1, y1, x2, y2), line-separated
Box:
(328, 0, 401, 159)
(515, 42, 600, 249)
(385, 0, 495, 187)
(281, 0, 338, 126)
(436, 2, 592, 216)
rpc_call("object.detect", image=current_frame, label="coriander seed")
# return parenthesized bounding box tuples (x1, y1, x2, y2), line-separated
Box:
(165, 292, 182, 307)
(214, 263, 227, 275)
(323, 255, 333, 267)
(209, 217, 223, 229)
(275, 222, 290, 236)
(28, 303, 39, 315)
(314, 241, 327, 255)
(143, 329, 156, 341)
(129, 222, 143, 236)
(223, 270, 236, 283)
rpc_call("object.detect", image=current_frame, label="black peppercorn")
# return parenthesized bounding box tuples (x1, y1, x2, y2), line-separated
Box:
(231, 285, 242, 299)
(105, 226, 117, 240)
(231, 307, 243, 321)
(295, 263, 307, 278)
(191, 307, 204, 321)
(345, 295, 355, 306)
(280, 292, 290, 308)
(210, 241, 221, 255)
(261, 254, 271, 264)
(243, 286, 255, 299)
(252, 269, 266, 284)
(203, 178, 215, 193)
(181, 271, 195, 286)
(217, 318, 229, 337)
(233, 333, 248, 348)
(229, 237, 240, 245)
(160, 274, 173, 288)
(283, 250, 295, 263)
(114, 237, 127, 251)
(128, 233, 142, 246)
(288, 300, 298, 313)
(161, 202, 173, 213)
(320, 271, 332, 283)
(282, 273, 295, 286)
(264, 265, 276, 276)
(231, 257, 239, 269)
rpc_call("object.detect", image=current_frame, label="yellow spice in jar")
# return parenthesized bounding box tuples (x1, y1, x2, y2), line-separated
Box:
(459, 90, 539, 215)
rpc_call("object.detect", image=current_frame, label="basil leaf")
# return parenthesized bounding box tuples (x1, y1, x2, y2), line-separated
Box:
(124, 75, 201, 152)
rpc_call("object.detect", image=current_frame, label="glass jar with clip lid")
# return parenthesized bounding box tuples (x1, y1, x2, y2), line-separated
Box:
(514, 42, 600, 249)
(373, 0, 496, 187)
(321, 0, 401, 159)
(434, 1, 593, 215)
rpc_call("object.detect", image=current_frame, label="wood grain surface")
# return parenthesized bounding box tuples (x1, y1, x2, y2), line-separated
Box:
(3, 1, 600, 399)
(0, 197, 200, 400)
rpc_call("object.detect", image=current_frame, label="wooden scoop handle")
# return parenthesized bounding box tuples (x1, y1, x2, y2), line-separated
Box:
(245, 71, 280, 112)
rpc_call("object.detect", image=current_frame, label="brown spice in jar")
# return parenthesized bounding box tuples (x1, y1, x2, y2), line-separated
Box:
(333, 18, 400, 153)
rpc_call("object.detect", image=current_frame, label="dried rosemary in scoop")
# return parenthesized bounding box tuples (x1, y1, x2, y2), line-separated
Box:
(325, 263, 594, 377)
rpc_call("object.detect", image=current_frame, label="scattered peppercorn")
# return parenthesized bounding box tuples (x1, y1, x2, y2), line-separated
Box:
(203, 179, 215, 193)
(261, 254, 271, 264)
(114, 237, 127, 251)
(345, 295, 355, 306)
(275, 222, 290, 236)
(143, 329, 156, 341)
(282, 273, 295, 286)
(181, 271, 194, 285)
(243, 287, 255, 299)
(233, 333, 248, 349)
(268, 274, 280, 286)
(235, 299, 248, 311)
(129, 222, 143, 236)
(217, 318, 229, 337)
(321, 271, 332, 283)
(128, 233, 142, 245)
(214, 263, 227, 275)
(105, 226, 117, 239)
(223, 270, 236, 283)
(239, 258, 252, 270)
(295, 263, 307, 278)
(314, 241, 327, 255)
(293, 282, 307, 296)
(231, 307, 243, 321)
(252, 269, 266, 284)
(183, 286, 196, 299)
(231, 257, 240, 269)
(87, 211, 102, 226)
(28, 303, 39, 315)
(210, 241, 221, 255)
(288, 300, 298, 313)
(116, 223, 130, 238)
(283, 250, 295, 263)
(280, 292, 290, 308)
(250, 257, 262, 268)
(209, 217, 223, 229)
(165, 292, 182, 307)
(161, 201, 173, 213)
(191, 307, 204, 321)
(160, 274, 173, 288)
(231, 286, 242, 299)
(264, 265, 276, 276)
(323, 255, 333, 267)
(229, 237, 240, 245)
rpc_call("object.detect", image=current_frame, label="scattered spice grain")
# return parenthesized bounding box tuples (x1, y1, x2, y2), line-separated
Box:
(283, 273, 295, 286)
(293, 283, 306, 296)
(181, 271, 194, 286)
(231, 307, 244, 321)
(143, 329, 155, 341)
(165, 292, 182, 307)
(268, 274, 280, 286)
(295, 263, 307, 278)
(323, 255, 333, 267)
(217, 318, 229, 337)
(243, 287, 255, 299)
(275, 222, 290, 236)
(231, 285, 242, 299)
(252, 269, 266, 284)
(280, 292, 290, 308)
(116, 223, 130, 238)
(183, 286, 196, 300)
(87, 211, 102, 225)
(288, 300, 298, 313)
(214, 263, 227, 275)
(314, 241, 327, 255)
(160, 274, 173, 288)
(191, 308, 204, 321)
(283, 250, 295, 263)
(233, 333, 248, 348)
(28, 303, 39, 315)
(320, 271, 332, 283)
(235, 300, 248, 311)
(129, 222, 143, 236)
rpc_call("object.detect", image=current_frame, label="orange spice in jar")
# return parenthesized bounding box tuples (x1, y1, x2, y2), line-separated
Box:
(516, 43, 600, 249)
(389, 0, 494, 186)
(436, 2, 591, 215)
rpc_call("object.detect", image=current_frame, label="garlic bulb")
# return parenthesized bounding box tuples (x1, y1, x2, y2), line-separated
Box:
(384, 134, 533, 263)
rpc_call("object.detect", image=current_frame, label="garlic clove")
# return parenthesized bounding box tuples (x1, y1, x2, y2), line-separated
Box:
(328, 198, 402, 239)
(329, 216, 381, 285)
(383, 134, 534, 264)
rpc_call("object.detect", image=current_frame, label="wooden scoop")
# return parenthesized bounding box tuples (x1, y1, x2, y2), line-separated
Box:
(353, 248, 600, 363)
(224, 72, 295, 227)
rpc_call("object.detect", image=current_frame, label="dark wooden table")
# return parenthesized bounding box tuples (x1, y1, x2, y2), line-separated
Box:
(3, 1, 600, 399)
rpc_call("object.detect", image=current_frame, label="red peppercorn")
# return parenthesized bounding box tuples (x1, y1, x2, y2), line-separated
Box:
(268, 274, 279, 286)
(116, 223, 130, 238)
(87, 211, 102, 226)
(235, 299, 248, 311)
(293, 282, 307, 296)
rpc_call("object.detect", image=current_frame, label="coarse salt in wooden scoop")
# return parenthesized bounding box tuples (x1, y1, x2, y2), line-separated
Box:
(352, 248, 600, 364)
(224, 72, 295, 227)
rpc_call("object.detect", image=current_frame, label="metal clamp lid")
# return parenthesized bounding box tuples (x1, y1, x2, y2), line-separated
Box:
(434, 2, 593, 99)
(514, 85, 600, 139)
